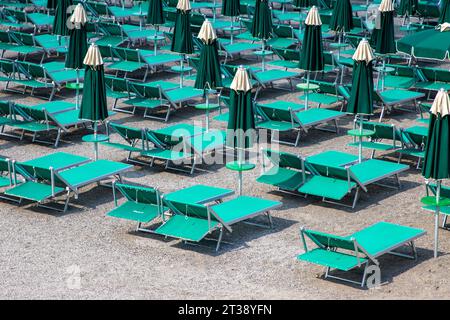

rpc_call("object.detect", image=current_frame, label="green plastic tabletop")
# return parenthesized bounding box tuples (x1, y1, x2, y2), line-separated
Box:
(405, 125, 428, 137)
(254, 50, 273, 57)
(21, 152, 90, 171)
(194, 103, 220, 110)
(164, 185, 234, 204)
(347, 129, 375, 137)
(374, 66, 395, 73)
(66, 83, 84, 90)
(296, 83, 320, 91)
(170, 65, 193, 73)
(82, 134, 109, 143)
(306, 150, 358, 167)
(226, 161, 256, 172)
(421, 196, 450, 207)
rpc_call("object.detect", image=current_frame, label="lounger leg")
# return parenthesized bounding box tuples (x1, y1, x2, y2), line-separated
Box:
(352, 188, 360, 209)
(215, 228, 224, 252)
(54, 129, 61, 148)
(63, 190, 71, 213)
(379, 106, 385, 122)
(294, 131, 301, 147)
(361, 263, 369, 287)
(266, 212, 273, 229)
(442, 215, 448, 229)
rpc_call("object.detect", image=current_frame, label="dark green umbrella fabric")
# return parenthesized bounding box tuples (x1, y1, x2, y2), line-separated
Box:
(222, 0, 240, 16)
(370, 11, 396, 54)
(423, 114, 450, 179)
(299, 24, 324, 71)
(227, 90, 255, 149)
(147, 0, 165, 25)
(329, 0, 354, 32)
(53, 0, 73, 36)
(171, 9, 194, 54)
(347, 61, 374, 115)
(47, 0, 57, 9)
(251, 0, 273, 40)
(439, 0, 450, 23)
(79, 65, 108, 121)
(65, 27, 88, 69)
(397, 28, 450, 60)
(399, 0, 418, 16)
(293, 0, 311, 8)
(194, 40, 223, 89)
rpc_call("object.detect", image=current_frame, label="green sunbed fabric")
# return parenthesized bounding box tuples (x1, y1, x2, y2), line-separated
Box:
(20, 152, 89, 171)
(153, 123, 204, 138)
(350, 159, 408, 185)
(257, 119, 298, 131)
(256, 166, 306, 191)
(295, 108, 344, 126)
(298, 175, 356, 200)
(351, 222, 425, 256)
(254, 69, 299, 83)
(348, 141, 397, 151)
(155, 214, 219, 242)
(107, 201, 160, 223)
(298, 92, 343, 105)
(141, 53, 182, 65)
(306, 150, 358, 167)
(221, 41, 260, 54)
(211, 196, 281, 224)
(298, 248, 367, 271)
(5, 181, 64, 201)
(258, 100, 305, 111)
(52, 110, 87, 127)
(141, 148, 191, 161)
(0, 176, 10, 188)
(58, 160, 131, 187)
(378, 89, 424, 105)
(165, 87, 203, 103)
(27, 101, 75, 114)
(164, 185, 233, 204)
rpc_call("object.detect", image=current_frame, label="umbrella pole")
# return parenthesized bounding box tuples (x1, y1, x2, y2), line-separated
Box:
(358, 115, 363, 163)
(237, 147, 244, 195)
(305, 71, 310, 110)
(94, 121, 99, 161)
(435, 180, 441, 258)
(139, 1, 143, 31)
(75, 69, 80, 110)
(261, 40, 266, 72)
(179, 54, 184, 88)
(205, 90, 210, 131)
(154, 25, 159, 56)
(298, 8, 302, 34)
(230, 17, 234, 44)
(381, 58, 386, 91)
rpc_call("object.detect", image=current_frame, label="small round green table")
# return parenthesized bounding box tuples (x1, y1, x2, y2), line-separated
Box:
(374, 65, 395, 91)
(171, 65, 193, 88)
(195, 102, 220, 131)
(66, 82, 83, 109)
(226, 161, 256, 195)
(223, 26, 242, 44)
(296, 83, 319, 109)
(147, 35, 165, 55)
(82, 134, 108, 160)
(347, 128, 375, 163)
(254, 50, 273, 72)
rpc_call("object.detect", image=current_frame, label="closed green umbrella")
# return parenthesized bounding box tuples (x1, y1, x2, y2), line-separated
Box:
(399, 0, 418, 20)
(292, 0, 310, 33)
(251, 0, 273, 70)
(65, 3, 88, 109)
(370, 0, 395, 55)
(421, 89, 450, 258)
(171, 0, 194, 87)
(227, 66, 255, 195)
(222, 0, 240, 43)
(47, 0, 57, 10)
(53, 0, 73, 37)
(195, 20, 223, 130)
(79, 44, 109, 160)
(329, 0, 354, 35)
(347, 39, 375, 163)
(439, 0, 450, 24)
(147, 0, 165, 54)
(299, 6, 324, 109)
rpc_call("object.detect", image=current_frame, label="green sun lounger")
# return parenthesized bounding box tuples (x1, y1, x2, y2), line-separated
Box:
(398, 125, 427, 169)
(218, 40, 261, 63)
(257, 149, 309, 192)
(298, 222, 426, 287)
(374, 89, 425, 121)
(423, 183, 450, 228)
(300, 150, 409, 208)
(269, 48, 301, 70)
(155, 195, 282, 251)
(5, 157, 132, 212)
(256, 103, 345, 146)
(250, 69, 300, 99)
(0, 156, 14, 188)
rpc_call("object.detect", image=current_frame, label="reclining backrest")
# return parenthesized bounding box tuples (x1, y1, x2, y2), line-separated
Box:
(99, 22, 123, 37)
(302, 229, 361, 253)
(263, 149, 303, 170)
(403, 129, 426, 148)
(10, 31, 35, 47)
(323, 51, 335, 66)
(113, 47, 140, 62)
(273, 48, 300, 61)
(128, 81, 161, 99)
(0, 157, 11, 176)
(0, 100, 13, 117)
(4, 9, 26, 23)
(115, 183, 160, 206)
(86, 0, 109, 16)
(429, 68, 450, 83)
(108, 122, 144, 142)
(15, 61, 46, 79)
(164, 199, 219, 223)
(361, 121, 401, 142)
(346, 34, 364, 48)
(15, 104, 48, 122)
(311, 79, 337, 95)
(273, 24, 294, 38)
(306, 162, 350, 181)
(0, 30, 11, 44)
(15, 163, 65, 187)
(148, 129, 184, 147)
(105, 75, 129, 93)
(257, 104, 293, 123)
(337, 85, 351, 100)
(386, 64, 415, 78)
(190, 12, 205, 27)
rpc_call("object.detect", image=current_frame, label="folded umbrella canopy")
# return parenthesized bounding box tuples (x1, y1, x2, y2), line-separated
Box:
(171, 0, 194, 54)
(299, 6, 324, 109)
(53, 0, 73, 37)
(65, 3, 88, 109)
(370, 0, 395, 55)
(47, 0, 57, 9)
(147, 0, 165, 25)
(397, 24, 450, 61)
(251, 0, 273, 70)
(422, 89, 450, 258)
(399, 0, 418, 17)
(222, 0, 240, 43)
(347, 39, 375, 163)
(439, 0, 450, 24)
(329, 0, 354, 34)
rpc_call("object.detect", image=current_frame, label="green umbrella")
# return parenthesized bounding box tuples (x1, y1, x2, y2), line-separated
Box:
(171, 0, 194, 87)
(293, 0, 311, 8)
(439, 0, 450, 24)
(227, 66, 255, 195)
(53, 0, 73, 37)
(370, 0, 396, 55)
(397, 27, 450, 61)
(65, 3, 88, 109)
(79, 44, 109, 160)
(222, 0, 240, 43)
(422, 89, 450, 258)
(147, 0, 165, 54)
(299, 6, 324, 109)
(195, 20, 223, 130)
(47, 0, 57, 10)
(329, 0, 354, 35)
(251, 0, 273, 70)
(347, 39, 374, 163)
(399, 0, 418, 20)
